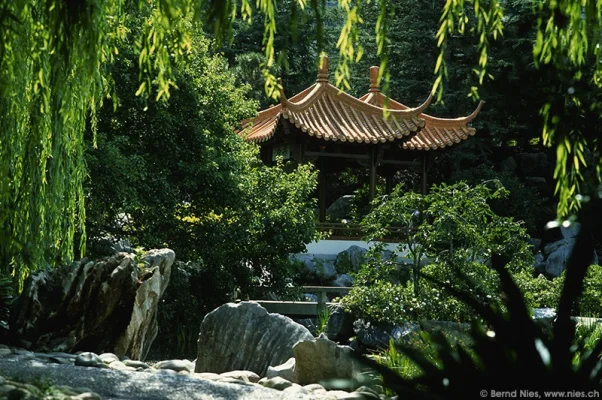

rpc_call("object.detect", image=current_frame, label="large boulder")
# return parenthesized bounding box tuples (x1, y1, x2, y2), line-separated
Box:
(543, 238, 598, 277)
(293, 333, 363, 387)
(335, 246, 367, 274)
(10, 249, 174, 360)
(325, 305, 355, 343)
(333, 274, 354, 288)
(195, 302, 314, 376)
(353, 319, 418, 350)
(326, 195, 355, 222)
(292, 254, 337, 281)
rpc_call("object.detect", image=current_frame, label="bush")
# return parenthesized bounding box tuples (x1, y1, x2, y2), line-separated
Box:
(515, 271, 560, 310)
(343, 258, 502, 324)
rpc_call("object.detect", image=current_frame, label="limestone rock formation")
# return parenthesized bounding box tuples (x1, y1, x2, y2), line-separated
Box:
(292, 334, 363, 387)
(325, 305, 355, 343)
(195, 302, 314, 376)
(10, 249, 174, 360)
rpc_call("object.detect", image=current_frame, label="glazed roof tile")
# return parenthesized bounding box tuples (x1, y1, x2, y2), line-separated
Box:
(239, 59, 483, 150)
(360, 66, 483, 150)
(241, 57, 431, 144)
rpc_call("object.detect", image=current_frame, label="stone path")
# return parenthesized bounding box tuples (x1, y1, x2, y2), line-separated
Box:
(0, 347, 386, 399)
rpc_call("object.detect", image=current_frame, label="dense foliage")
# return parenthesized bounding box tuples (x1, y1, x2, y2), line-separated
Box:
(342, 182, 540, 324)
(86, 31, 317, 300)
(356, 198, 602, 398)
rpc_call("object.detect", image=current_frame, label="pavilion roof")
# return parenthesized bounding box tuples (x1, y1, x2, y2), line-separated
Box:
(239, 57, 483, 149)
(360, 66, 484, 151)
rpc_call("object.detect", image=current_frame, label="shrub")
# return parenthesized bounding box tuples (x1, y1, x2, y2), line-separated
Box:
(515, 271, 561, 310)
(353, 197, 602, 397)
(343, 258, 502, 324)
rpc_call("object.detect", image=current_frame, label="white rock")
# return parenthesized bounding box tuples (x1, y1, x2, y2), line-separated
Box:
(220, 370, 260, 383)
(258, 376, 294, 390)
(154, 359, 194, 373)
(266, 357, 295, 382)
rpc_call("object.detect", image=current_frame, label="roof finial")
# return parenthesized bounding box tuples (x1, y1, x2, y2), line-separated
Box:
(317, 54, 328, 82)
(278, 78, 288, 104)
(369, 66, 380, 92)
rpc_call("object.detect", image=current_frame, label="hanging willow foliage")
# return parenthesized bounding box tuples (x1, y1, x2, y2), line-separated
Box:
(1, 0, 599, 288)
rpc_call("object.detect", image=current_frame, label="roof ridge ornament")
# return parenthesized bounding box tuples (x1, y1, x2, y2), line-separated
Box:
(278, 77, 288, 105)
(369, 66, 380, 92)
(317, 55, 328, 82)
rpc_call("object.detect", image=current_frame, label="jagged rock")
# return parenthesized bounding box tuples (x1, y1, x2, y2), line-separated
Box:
(325, 305, 355, 343)
(112, 239, 133, 254)
(297, 318, 318, 335)
(195, 302, 314, 376)
(10, 249, 174, 361)
(267, 357, 296, 382)
(353, 319, 418, 350)
(108, 360, 136, 371)
(561, 222, 581, 239)
(99, 353, 119, 364)
(155, 359, 195, 373)
(122, 360, 150, 369)
(335, 246, 367, 274)
(303, 294, 319, 302)
(326, 195, 355, 222)
(542, 238, 598, 277)
(293, 254, 338, 281)
(293, 334, 363, 387)
(75, 352, 103, 368)
(533, 308, 556, 329)
(282, 384, 312, 396)
(220, 370, 261, 383)
(304, 383, 328, 394)
(259, 376, 295, 390)
(333, 274, 354, 287)
(543, 238, 574, 257)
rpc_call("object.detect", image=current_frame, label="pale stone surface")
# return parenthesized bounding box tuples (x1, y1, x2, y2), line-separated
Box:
(266, 357, 295, 382)
(293, 334, 362, 387)
(113, 249, 174, 360)
(335, 246, 367, 274)
(108, 361, 135, 371)
(195, 302, 313, 376)
(155, 359, 195, 373)
(259, 376, 295, 391)
(220, 370, 261, 383)
(0, 357, 315, 399)
(304, 383, 328, 394)
(192, 372, 221, 381)
(10, 249, 174, 360)
(75, 352, 103, 368)
(99, 353, 119, 364)
(333, 274, 354, 287)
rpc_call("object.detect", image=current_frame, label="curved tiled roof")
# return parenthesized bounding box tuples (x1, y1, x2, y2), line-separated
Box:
(360, 66, 484, 151)
(240, 57, 431, 144)
(239, 58, 483, 150)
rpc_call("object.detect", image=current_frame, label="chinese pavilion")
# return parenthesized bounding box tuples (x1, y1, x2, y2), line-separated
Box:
(239, 56, 484, 223)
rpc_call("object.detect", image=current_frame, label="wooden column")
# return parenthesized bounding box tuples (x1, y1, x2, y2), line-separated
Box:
(386, 174, 394, 195)
(319, 170, 326, 222)
(421, 153, 428, 195)
(369, 147, 377, 201)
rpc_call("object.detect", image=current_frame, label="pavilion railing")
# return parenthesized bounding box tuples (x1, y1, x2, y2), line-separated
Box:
(316, 222, 410, 242)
